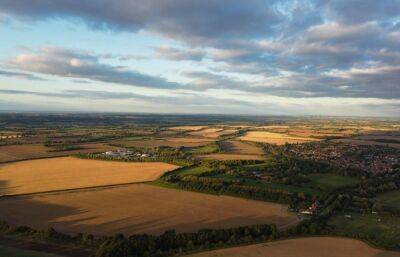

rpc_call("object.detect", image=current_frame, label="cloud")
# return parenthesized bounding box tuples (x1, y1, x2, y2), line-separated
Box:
(1, 0, 400, 115)
(0, 0, 282, 45)
(0, 88, 260, 114)
(8, 47, 185, 89)
(324, 0, 400, 24)
(0, 69, 46, 81)
(154, 46, 205, 61)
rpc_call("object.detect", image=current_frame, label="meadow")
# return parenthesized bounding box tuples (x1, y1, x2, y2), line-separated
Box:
(329, 212, 400, 249)
(305, 173, 360, 191)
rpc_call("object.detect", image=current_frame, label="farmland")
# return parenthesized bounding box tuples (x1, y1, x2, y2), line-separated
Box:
(0, 184, 299, 235)
(168, 126, 207, 131)
(0, 157, 178, 195)
(189, 128, 237, 138)
(197, 153, 265, 161)
(112, 137, 215, 148)
(305, 173, 360, 191)
(0, 143, 119, 163)
(0, 114, 399, 257)
(239, 131, 320, 145)
(220, 140, 264, 155)
(187, 237, 400, 257)
(197, 140, 266, 160)
(329, 212, 400, 249)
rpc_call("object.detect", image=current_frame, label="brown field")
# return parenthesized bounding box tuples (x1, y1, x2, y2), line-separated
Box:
(239, 131, 320, 145)
(187, 237, 400, 257)
(220, 140, 264, 155)
(0, 184, 299, 235)
(168, 126, 208, 131)
(0, 143, 119, 163)
(200, 140, 265, 160)
(257, 125, 355, 139)
(114, 137, 214, 148)
(189, 128, 237, 138)
(197, 153, 265, 161)
(0, 157, 178, 195)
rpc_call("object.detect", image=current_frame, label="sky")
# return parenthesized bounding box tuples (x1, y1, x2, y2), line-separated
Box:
(0, 0, 399, 116)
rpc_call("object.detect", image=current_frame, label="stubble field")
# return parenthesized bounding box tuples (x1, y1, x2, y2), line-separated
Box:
(0, 143, 119, 163)
(239, 131, 321, 145)
(0, 184, 299, 235)
(187, 237, 400, 257)
(0, 157, 178, 195)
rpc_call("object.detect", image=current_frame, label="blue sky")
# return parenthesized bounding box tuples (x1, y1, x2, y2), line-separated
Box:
(0, 0, 399, 116)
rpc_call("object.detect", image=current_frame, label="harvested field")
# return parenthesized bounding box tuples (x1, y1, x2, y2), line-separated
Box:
(114, 137, 214, 148)
(168, 126, 208, 131)
(239, 131, 320, 145)
(197, 153, 265, 161)
(220, 140, 264, 155)
(189, 128, 237, 138)
(0, 143, 119, 163)
(187, 237, 400, 257)
(0, 184, 299, 235)
(0, 157, 178, 195)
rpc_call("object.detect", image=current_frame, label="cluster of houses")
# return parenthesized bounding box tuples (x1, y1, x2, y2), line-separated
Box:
(103, 149, 151, 159)
(0, 134, 23, 139)
(285, 142, 399, 174)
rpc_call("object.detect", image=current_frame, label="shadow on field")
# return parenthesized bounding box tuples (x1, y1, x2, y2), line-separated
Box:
(0, 184, 297, 237)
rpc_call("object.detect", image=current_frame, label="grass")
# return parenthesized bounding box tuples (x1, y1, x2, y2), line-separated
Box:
(175, 165, 212, 176)
(375, 190, 400, 213)
(0, 245, 64, 257)
(185, 143, 219, 154)
(212, 174, 320, 195)
(305, 173, 360, 191)
(328, 212, 400, 249)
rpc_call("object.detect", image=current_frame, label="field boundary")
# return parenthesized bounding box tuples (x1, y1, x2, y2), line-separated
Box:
(0, 236, 92, 257)
(0, 181, 152, 199)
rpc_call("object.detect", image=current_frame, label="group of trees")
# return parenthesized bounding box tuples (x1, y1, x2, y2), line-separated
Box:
(163, 174, 310, 206)
(0, 219, 278, 257)
(96, 224, 277, 257)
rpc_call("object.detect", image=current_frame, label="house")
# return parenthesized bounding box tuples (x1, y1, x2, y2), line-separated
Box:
(300, 201, 319, 215)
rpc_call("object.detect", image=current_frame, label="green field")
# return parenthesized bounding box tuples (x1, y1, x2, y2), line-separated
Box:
(328, 212, 400, 249)
(212, 174, 320, 195)
(175, 165, 212, 176)
(0, 245, 64, 257)
(375, 190, 400, 213)
(305, 173, 360, 191)
(185, 143, 219, 154)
